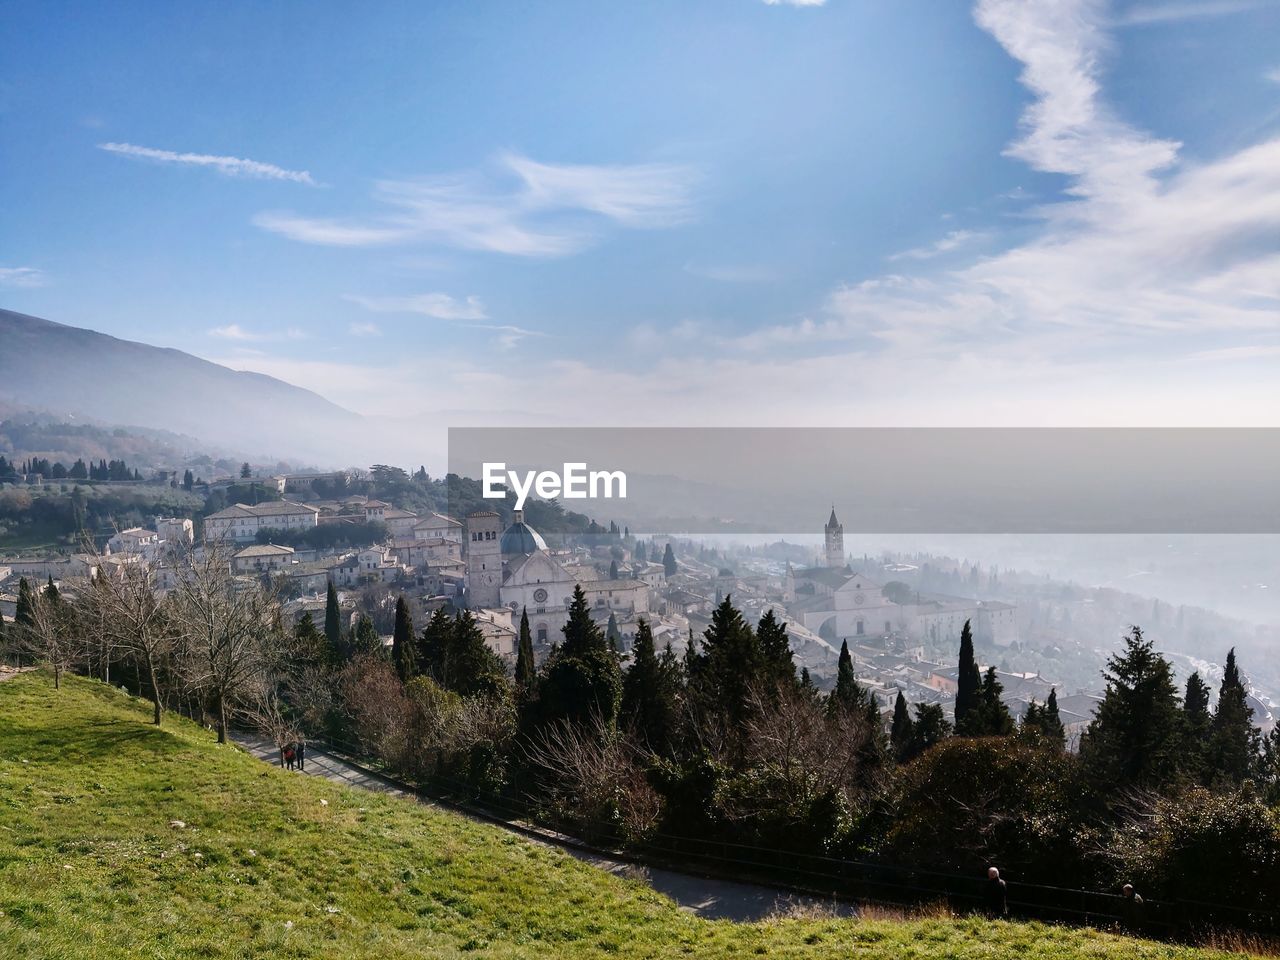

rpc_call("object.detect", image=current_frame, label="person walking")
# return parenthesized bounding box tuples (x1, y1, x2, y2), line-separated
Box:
(296, 739, 306, 772)
(1120, 883, 1145, 931)
(983, 866, 1008, 918)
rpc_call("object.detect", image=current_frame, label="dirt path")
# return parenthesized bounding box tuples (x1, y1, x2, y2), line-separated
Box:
(235, 734, 856, 922)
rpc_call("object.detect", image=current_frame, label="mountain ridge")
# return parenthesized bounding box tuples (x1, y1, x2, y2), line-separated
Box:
(0, 308, 358, 463)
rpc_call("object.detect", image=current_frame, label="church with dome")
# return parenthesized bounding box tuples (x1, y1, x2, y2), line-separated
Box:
(465, 509, 652, 647)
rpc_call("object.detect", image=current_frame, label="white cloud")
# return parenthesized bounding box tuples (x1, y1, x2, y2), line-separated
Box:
(733, 0, 1280, 368)
(345, 292, 489, 321)
(887, 229, 986, 262)
(348, 321, 381, 337)
(208, 324, 307, 341)
(99, 142, 317, 185)
(0, 266, 47, 288)
(1115, 1, 1266, 26)
(255, 152, 696, 257)
(761, 0, 826, 6)
(1266, 67, 1280, 85)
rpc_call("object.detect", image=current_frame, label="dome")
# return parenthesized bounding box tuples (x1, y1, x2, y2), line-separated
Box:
(500, 510, 547, 556)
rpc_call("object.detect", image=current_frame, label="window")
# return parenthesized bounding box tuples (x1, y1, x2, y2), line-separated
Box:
(856, 620, 865, 636)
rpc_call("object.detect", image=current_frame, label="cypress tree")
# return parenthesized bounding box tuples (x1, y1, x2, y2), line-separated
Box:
(1208, 648, 1259, 787)
(323, 581, 343, 662)
(609, 559, 619, 580)
(15, 577, 36, 640)
(515, 607, 535, 688)
(391, 596, 416, 682)
(831, 639, 877, 724)
(1042, 687, 1066, 748)
(954, 619, 982, 735)
(890, 689, 914, 761)
(606, 612, 621, 650)
(662, 543, 677, 578)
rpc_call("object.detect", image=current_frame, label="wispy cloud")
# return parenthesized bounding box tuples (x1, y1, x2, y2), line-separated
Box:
(99, 142, 317, 185)
(208, 324, 307, 341)
(348, 321, 381, 337)
(887, 229, 986, 262)
(732, 0, 1280, 363)
(255, 152, 696, 257)
(1115, 0, 1266, 26)
(1266, 66, 1280, 85)
(345, 292, 488, 321)
(0, 266, 47, 288)
(761, 0, 827, 6)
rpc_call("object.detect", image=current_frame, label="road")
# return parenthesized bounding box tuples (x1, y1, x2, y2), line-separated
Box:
(235, 735, 857, 922)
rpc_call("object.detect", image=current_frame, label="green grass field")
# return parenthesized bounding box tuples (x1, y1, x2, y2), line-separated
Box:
(0, 671, 1259, 959)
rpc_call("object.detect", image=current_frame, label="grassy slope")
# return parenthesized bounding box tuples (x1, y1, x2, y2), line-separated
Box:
(0, 673, 1251, 960)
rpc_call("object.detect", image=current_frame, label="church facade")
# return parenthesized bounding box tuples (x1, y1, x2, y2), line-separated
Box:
(789, 508, 1018, 648)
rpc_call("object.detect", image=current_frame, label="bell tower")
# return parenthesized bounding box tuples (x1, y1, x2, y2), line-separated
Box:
(465, 510, 504, 608)
(824, 506, 844, 569)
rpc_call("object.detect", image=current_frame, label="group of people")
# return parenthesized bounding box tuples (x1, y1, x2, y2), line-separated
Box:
(983, 867, 1144, 929)
(280, 739, 307, 771)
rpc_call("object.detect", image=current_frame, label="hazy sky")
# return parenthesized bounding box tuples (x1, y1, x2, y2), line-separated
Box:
(3, 0, 1280, 430)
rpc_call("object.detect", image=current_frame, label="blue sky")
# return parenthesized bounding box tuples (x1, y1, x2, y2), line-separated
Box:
(3, 0, 1280, 436)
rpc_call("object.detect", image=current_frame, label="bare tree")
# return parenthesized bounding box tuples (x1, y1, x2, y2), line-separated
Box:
(75, 549, 175, 724)
(22, 582, 83, 689)
(524, 713, 662, 843)
(170, 544, 286, 743)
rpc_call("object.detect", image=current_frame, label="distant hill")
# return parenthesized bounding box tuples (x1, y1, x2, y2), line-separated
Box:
(0, 309, 359, 462)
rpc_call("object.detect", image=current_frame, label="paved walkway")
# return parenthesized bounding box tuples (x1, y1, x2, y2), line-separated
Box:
(236, 735, 856, 922)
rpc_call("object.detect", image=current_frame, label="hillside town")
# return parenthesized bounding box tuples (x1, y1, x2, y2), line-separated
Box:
(3, 470, 1272, 745)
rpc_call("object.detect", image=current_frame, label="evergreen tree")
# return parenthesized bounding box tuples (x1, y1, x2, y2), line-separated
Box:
(323, 581, 344, 662)
(609, 559, 619, 580)
(635, 541, 647, 563)
(515, 607, 535, 689)
(182, 469, 194, 491)
(606, 612, 621, 650)
(831, 639, 878, 725)
(292, 611, 327, 666)
(391, 596, 416, 682)
(1042, 687, 1066, 748)
(662, 543, 677, 578)
(800, 666, 813, 689)
(620, 619, 681, 755)
(538, 586, 622, 726)
(756, 608, 796, 691)
(890, 689, 914, 761)
(417, 607, 453, 677)
(1081, 626, 1185, 789)
(976, 666, 1015, 736)
(954, 620, 982, 734)
(1182, 671, 1212, 777)
(689, 595, 762, 734)
(15, 577, 36, 639)
(352, 615, 381, 656)
(1207, 648, 1260, 787)
(905, 703, 951, 761)
(240, 462, 252, 479)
